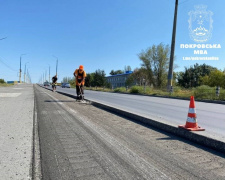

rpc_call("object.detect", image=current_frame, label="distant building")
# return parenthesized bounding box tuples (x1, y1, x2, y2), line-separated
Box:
(7, 81, 20, 84)
(106, 71, 133, 88)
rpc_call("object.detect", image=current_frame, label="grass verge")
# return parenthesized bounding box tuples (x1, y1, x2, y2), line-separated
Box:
(84, 85, 225, 101)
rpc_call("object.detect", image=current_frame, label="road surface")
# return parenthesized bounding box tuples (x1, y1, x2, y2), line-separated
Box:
(48, 86, 225, 140)
(35, 85, 225, 179)
(0, 84, 34, 179)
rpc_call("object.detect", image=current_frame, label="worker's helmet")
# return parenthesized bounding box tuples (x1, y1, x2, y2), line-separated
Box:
(79, 65, 84, 70)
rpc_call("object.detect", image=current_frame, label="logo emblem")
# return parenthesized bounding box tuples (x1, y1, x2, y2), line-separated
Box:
(188, 5, 213, 43)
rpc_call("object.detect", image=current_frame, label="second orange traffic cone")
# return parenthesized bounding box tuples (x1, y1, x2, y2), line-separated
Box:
(178, 96, 205, 131)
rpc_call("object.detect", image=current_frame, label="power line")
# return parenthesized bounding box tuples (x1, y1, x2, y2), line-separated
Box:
(0, 58, 17, 71)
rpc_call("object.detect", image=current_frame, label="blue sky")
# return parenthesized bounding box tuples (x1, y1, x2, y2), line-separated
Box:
(0, 0, 224, 83)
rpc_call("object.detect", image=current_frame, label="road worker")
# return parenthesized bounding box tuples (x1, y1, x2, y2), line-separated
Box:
(52, 75, 58, 92)
(73, 65, 86, 100)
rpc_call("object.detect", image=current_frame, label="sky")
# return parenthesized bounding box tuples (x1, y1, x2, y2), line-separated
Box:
(0, 0, 224, 83)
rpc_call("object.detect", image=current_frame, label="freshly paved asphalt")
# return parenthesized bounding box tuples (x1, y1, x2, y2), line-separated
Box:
(50, 86, 225, 142)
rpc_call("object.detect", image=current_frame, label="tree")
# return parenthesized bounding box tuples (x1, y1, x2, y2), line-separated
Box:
(110, 69, 124, 75)
(0, 79, 5, 84)
(61, 77, 73, 83)
(68, 77, 75, 86)
(92, 69, 108, 87)
(126, 68, 148, 86)
(85, 73, 94, 87)
(138, 43, 170, 88)
(124, 65, 132, 72)
(154, 44, 170, 88)
(200, 70, 225, 88)
(177, 63, 217, 88)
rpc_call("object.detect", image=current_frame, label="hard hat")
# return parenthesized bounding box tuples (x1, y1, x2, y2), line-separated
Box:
(79, 65, 84, 70)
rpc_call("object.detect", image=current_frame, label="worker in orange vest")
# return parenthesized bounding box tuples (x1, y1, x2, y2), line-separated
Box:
(73, 65, 86, 100)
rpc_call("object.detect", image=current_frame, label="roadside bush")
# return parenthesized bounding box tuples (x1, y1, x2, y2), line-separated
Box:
(194, 85, 215, 100)
(144, 86, 153, 94)
(173, 86, 182, 93)
(172, 86, 194, 98)
(219, 89, 225, 101)
(0, 79, 5, 84)
(85, 84, 224, 101)
(130, 86, 142, 94)
(114, 87, 126, 93)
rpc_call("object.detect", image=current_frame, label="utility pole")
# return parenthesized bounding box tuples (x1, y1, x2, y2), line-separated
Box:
(27, 69, 31, 83)
(53, 55, 58, 76)
(49, 65, 50, 82)
(45, 70, 47, 82)
(24, 62, 29, 83)
(167, 0, 179, 91)
(27, 69, 29, 83)
(19, 54, 26, 83)
(19, 57, 21, 83)
(56, 59, 58, 76)
(27, 69, 30, 83)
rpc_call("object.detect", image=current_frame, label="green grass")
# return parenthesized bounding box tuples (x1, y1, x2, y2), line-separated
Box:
(114, 87, 126, 93)
(194, 85, 225, 100)
(0, 83, 14, 87)
(84, 85, 225, 101)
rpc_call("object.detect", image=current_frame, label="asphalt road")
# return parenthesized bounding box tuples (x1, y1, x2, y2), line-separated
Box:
(51, 86, 225, 140)
(0, 84, 34, 179)
(35, 85, 225, 179)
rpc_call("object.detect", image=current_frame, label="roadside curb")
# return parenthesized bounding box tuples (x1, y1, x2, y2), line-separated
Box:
(91, 101, 225, 154)
(39, 85, 225, 154)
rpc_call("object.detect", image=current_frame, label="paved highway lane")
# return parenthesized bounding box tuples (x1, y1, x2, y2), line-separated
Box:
(0, 84, 34, 179)
(52, 86, 225, 140)
(35, 85, 225, 179)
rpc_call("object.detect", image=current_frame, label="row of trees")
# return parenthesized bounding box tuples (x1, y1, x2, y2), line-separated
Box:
(177, 64, 225, 88)
(109, 66, 132, 75)
(61, 43, 224, 89)
(126, 43, 171, 88)
(85, 69, 110, 87)
(62, 66, 133, 88)
(63, 69, 110, 87)
(126, 43, 224, 89)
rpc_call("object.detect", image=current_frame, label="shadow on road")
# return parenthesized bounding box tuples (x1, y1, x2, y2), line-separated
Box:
(45, 100, 76, 102)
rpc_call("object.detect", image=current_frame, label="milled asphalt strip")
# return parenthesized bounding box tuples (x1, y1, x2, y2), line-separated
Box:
(40, 88, 170, 179)
(32, 87, 42, 179)
(39, 85, 225, 153)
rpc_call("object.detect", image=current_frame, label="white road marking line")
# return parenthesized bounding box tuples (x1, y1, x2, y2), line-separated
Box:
(0, 93, 21, 97)
(13, 88, 23, 89)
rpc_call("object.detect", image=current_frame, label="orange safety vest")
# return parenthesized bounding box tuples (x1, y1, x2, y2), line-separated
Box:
(74, 69, 86, 85)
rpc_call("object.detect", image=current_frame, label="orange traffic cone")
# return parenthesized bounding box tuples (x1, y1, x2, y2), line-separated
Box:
(178, 96, 205, 131)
